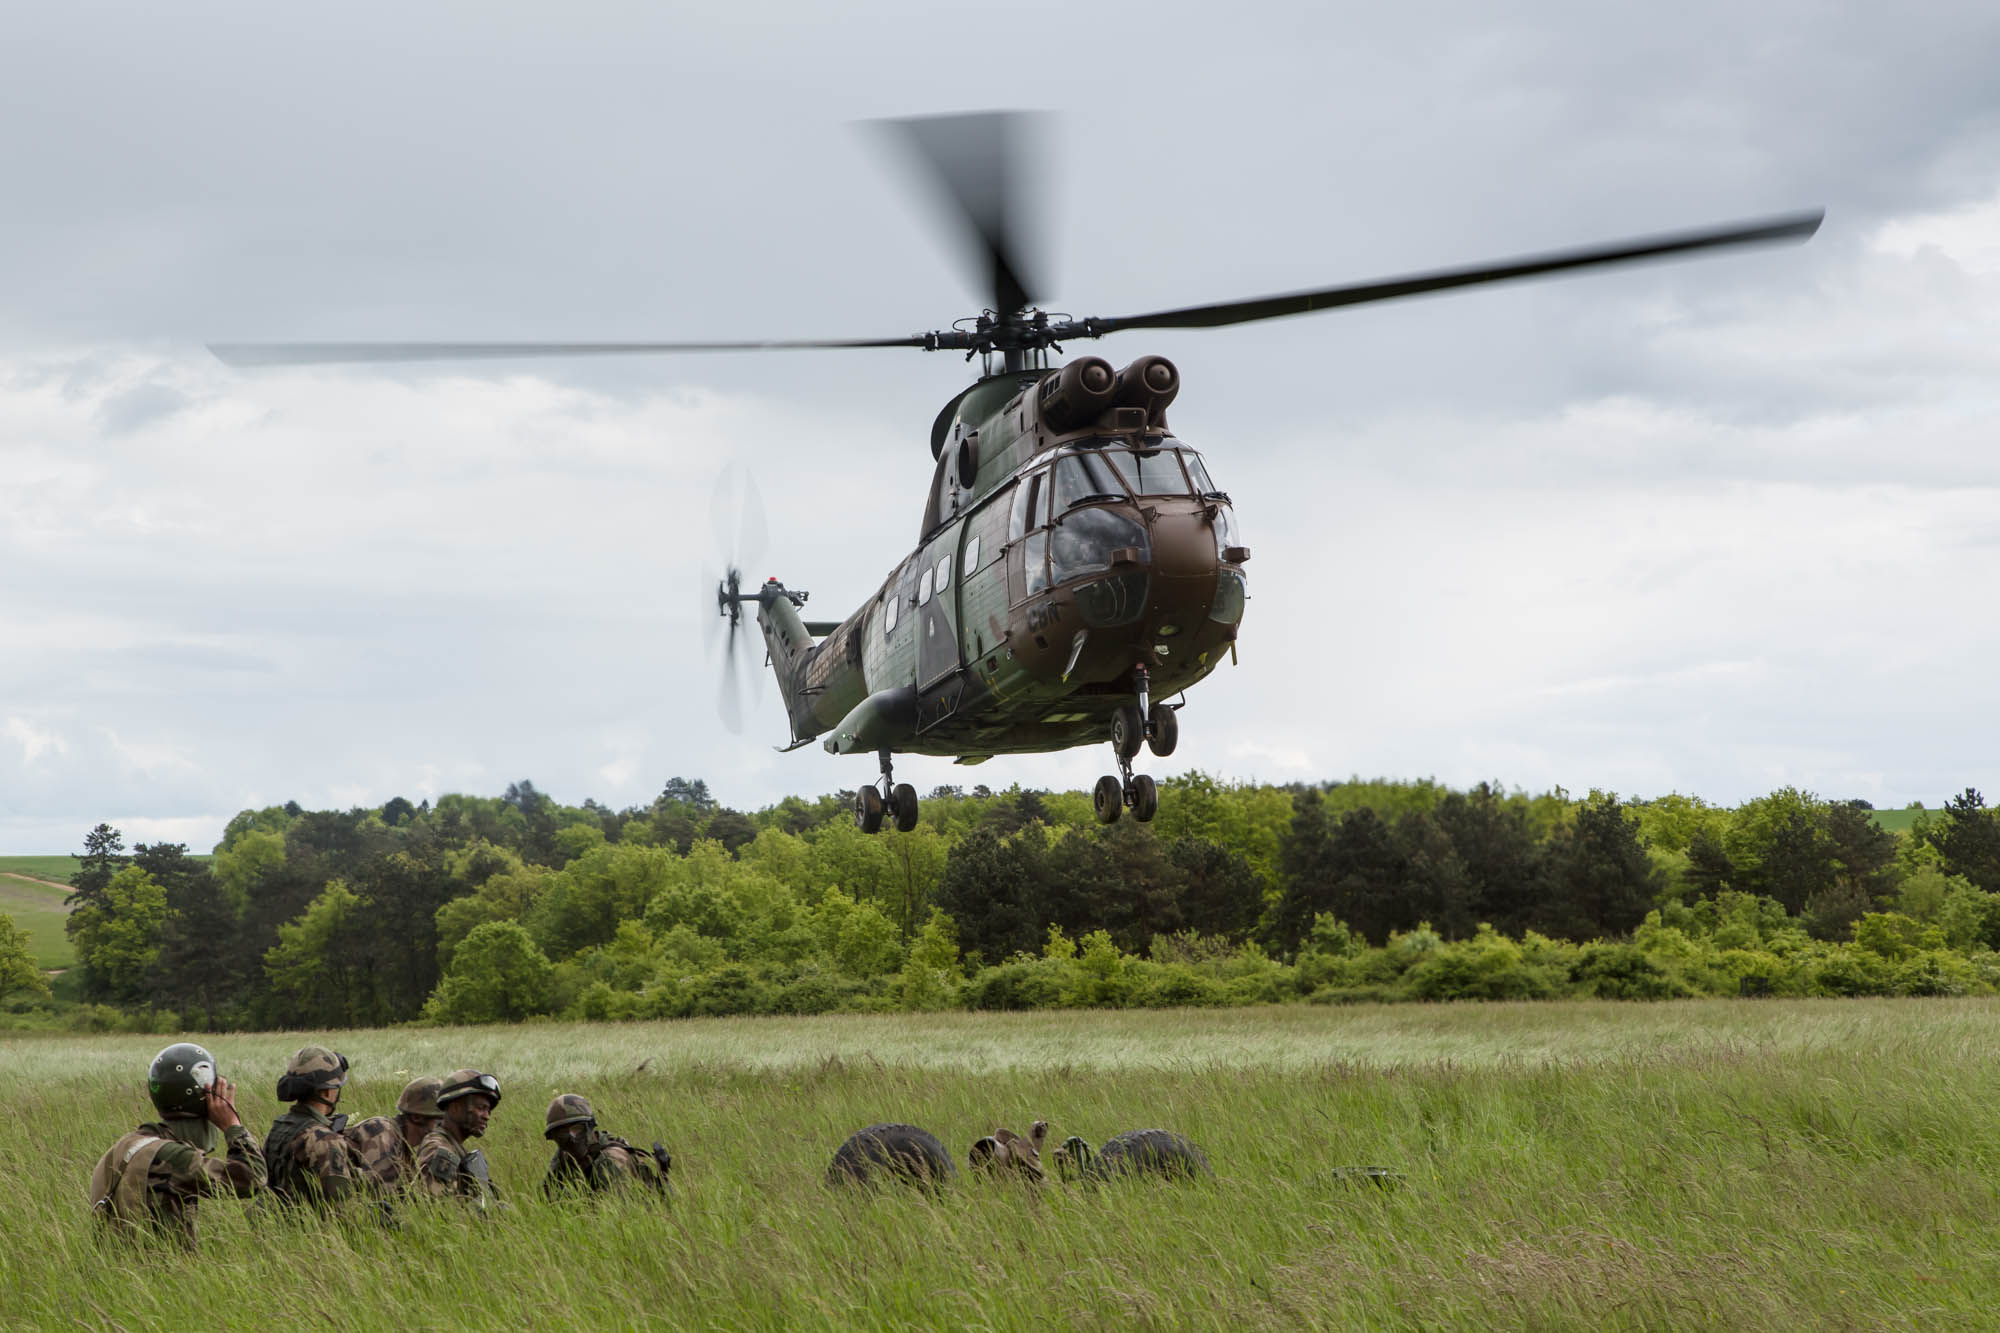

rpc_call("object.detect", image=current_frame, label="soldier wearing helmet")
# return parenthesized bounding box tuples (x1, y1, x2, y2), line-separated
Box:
(264, 1045, 363, 1209)
(543, 1093, 671, 1200)
(88, 1042, 264, 1246)
(415, 1068, 502, 1204)
(343, 1076, 444, 1192)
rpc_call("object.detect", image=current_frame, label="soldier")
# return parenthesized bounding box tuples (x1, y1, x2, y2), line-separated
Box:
(88, 1042, 263, 1246)
(414, 1068, 502, 1205)
(264, 1044, 363, 1209)
(542, 1093, 671, 1200)
(344, 1076, 444, 1193)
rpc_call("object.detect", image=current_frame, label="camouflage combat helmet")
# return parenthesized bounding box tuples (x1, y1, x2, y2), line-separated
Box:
(544, 1093, 595, 1138)
(437, 1068, 502, 1108)
(397, 1076, 444, 1118)
(275, 1045, 350, 1102)
(147, 1042, 218, 1119)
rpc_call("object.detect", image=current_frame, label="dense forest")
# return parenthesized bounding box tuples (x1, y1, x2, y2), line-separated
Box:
(7, 774, 2000, 1031)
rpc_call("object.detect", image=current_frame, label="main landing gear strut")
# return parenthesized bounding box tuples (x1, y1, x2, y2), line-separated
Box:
(854, 747, 919, 834)
(1094, 664, 1178, 825)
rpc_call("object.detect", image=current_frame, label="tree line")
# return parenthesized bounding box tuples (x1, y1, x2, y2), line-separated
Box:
(7, 775, 2000, 1030)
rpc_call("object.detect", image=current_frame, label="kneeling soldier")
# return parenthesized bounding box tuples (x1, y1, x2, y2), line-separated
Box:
(543, 1094, 671, 1199)
(265, 1045, 362, 1209)
(416, 1068, 502, 1206)
(89, 1042, 262, 1246)
(345, 1076, 444, 1193)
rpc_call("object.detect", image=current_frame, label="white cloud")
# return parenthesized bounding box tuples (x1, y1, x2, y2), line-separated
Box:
(1872, 189, 2000, 274)
(3, 717, 68, 765)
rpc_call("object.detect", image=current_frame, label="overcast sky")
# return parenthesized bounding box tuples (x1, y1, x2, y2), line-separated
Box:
(3, 2, 1998, 853)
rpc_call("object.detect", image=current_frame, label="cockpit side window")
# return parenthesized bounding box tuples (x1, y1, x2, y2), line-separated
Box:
(1009, 470, 1044, 540)
(1179, 449, 1222, 498)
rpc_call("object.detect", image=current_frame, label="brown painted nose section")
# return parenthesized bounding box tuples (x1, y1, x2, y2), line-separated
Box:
(1143, 507, 1220, 625)
(1148, 510, 1218, 579)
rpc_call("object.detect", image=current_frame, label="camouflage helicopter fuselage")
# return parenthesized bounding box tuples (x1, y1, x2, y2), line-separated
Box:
(748, 353, 1245, 768)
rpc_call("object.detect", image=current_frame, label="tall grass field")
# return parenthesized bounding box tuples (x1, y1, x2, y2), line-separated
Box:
(5, 1001, 1998, 1330)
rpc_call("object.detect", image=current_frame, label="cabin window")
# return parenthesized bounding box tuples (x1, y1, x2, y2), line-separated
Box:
(1111, 447, 1191, 496)
(1050, 453, 1124, 512)
(884, 592, 898, 635)
(919, 566, 934, 606)
(936, 553, 952, 593)
(964, 534, 981, 573)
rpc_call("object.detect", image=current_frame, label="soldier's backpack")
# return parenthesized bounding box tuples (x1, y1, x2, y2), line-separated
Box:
(88, 1130, 175, 1229)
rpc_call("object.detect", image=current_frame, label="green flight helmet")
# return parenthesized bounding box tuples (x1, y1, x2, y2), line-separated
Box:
(545, 1093, 595, 1138)
(437, 1069, 502, 1108)
(147, 1042, 218, 1119)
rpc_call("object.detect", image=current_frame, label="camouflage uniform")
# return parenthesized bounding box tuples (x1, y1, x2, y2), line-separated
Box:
(343, 1077, 443, 1193)
(545, 1129, 670, 1197)
(414, 1069, 502, 1205)
(343, 1116, 413, 1191)
(414, 1121, 498, 1204)
(542, 1094, 670, 1200)
(264, 1046, 361, 1209)
(89, 1043, 262, 1247)
(265, 1104, 359, 1207)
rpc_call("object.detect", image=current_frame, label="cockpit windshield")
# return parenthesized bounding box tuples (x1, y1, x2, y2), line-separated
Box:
(1110, 446, 1190, 496)
(1050, 452, 1125, 512)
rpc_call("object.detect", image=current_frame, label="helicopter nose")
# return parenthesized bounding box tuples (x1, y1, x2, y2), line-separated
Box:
(1147, 511, 1219, 579)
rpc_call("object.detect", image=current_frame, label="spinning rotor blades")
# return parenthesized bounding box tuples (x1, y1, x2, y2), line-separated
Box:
(875, 110, 1044, 319)
(705, 464, 768, 736)
(206, 111, 1821, 367)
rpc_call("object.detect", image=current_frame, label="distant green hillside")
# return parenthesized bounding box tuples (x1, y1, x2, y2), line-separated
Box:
(1868, 806, 1929, 835)
(0, 873, 72, 969)
(0, 856, 77, 883)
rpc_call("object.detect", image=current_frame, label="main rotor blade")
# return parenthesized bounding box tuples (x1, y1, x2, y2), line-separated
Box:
(877, 111, 1043, 317)
(209, 336, 934, 367)
(1080, 210, 1824, 335)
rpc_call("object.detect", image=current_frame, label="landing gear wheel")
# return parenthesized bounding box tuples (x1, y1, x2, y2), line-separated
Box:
(892, 782, 919, 833)
(855, 785, 884, 834)
(1093, 775, 1124, 825)
(1129, 774, 1158, 823)
(1147, 703, 1178, 758)
(1111, 704, 1145, 762)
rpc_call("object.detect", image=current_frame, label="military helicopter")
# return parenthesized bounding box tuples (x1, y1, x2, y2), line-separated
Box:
(212, 113, 1821, 833)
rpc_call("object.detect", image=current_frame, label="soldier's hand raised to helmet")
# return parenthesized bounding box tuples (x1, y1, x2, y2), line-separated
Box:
(205, 1075, 241, 1130)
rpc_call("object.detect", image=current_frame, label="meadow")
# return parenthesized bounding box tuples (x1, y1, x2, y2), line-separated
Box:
(5, 1000, 1999, 1330)
(0, 869, 72, 968)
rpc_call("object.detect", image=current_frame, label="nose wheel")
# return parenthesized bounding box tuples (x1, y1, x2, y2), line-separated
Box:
(855, 748, 919, 834)
(1096, 667, 1167, 824)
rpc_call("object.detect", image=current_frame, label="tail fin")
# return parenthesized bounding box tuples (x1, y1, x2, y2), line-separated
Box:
(752, 579, 868, 745)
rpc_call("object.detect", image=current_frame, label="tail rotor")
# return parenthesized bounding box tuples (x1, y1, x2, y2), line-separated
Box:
(706, 464, 768, 734)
